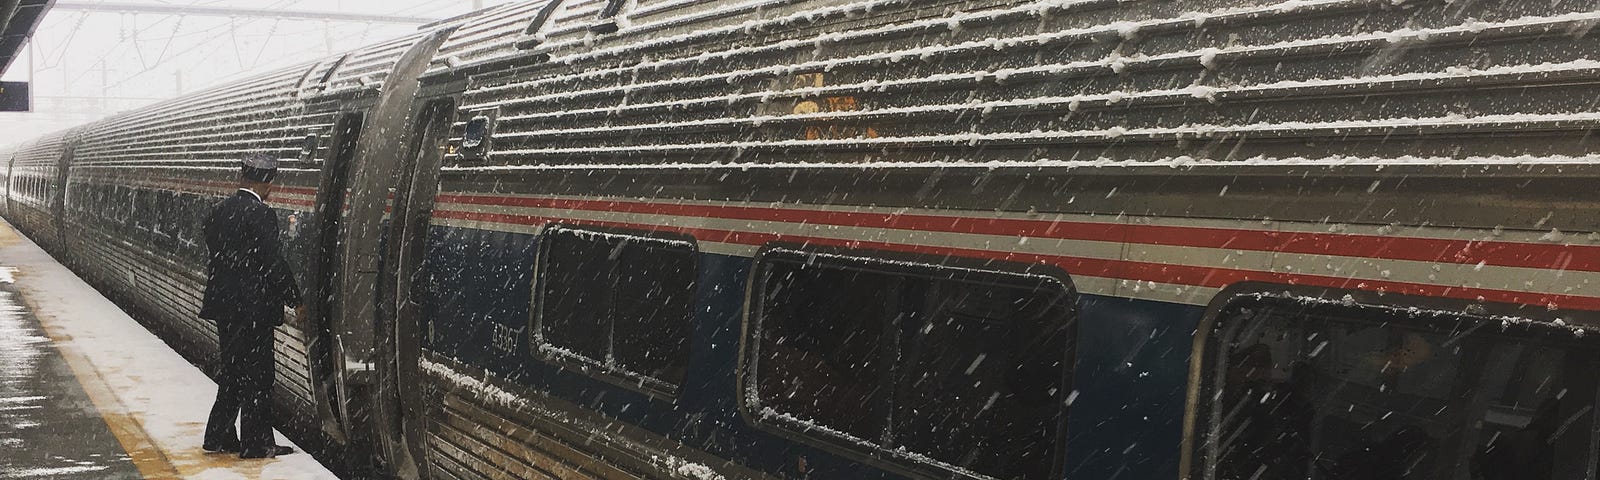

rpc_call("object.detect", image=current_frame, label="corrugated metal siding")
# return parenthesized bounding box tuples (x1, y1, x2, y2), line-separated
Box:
(7, 130, 73, 245)
(424, 1, 557, 77)
(9, 132, 70, 208)
(417, 356, 764, 480)
(441, 0, 1600, 168)
(318, 31, 437, 97)
(72, 64, 333, 168)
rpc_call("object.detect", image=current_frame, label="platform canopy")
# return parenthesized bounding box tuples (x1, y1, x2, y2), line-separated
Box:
(0, 0, 51, 76)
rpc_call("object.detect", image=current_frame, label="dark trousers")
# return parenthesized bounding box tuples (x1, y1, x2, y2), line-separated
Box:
(203, 316, 276, 452)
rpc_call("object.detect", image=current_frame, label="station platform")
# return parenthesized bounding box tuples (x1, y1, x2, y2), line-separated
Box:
(0, 220, 338, 479)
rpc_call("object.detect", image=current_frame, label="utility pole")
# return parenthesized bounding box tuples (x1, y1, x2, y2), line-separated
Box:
(173, 70, 183, 95)
(28, 41, 35, 111)
(94, 61, 110, 110)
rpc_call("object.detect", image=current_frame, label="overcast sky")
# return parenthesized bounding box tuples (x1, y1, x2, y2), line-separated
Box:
(2, 0, 508, 144)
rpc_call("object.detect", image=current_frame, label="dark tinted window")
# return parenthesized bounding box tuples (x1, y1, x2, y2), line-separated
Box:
(462, 115, 491, 149)
(1204, 298, 1600, 480)
(533, 225, 696, 395)
(133, 189, 154, 233)
(747, 248, 1075, 479)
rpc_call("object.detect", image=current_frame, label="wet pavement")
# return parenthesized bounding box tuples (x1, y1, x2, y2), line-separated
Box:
(0, 279, 141, 479)
(0, 220, 339, 479)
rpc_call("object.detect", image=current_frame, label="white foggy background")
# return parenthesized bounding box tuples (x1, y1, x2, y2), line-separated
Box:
(0, 0, 510, 146)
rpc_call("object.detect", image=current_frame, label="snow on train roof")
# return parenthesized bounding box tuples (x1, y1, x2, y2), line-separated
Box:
(13, 0, 1600, 172)
(63, 17, 458, 170)
(306, 30, 439, 98)
(440, 153, 1600, 173)
(423, 1, 555, 78)
(69, 63, 323, 170)
(10, 129, 77, 169)
(437, 0, 1600, 170)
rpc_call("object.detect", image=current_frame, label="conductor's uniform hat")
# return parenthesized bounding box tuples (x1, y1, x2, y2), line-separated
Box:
(240, 153, 279, 183)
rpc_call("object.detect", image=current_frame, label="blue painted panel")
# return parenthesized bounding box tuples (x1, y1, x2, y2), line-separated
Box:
(419, 224, 1205, 479)
(1061, 297, 1202, 480)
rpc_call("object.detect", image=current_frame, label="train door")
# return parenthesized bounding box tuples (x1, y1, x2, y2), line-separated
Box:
(311, 112, 365, 443)
(329, 35, 454, 480)
(381, 98, 454, 480)
(2, 153, 15, 217)
(48, 140, 76, 254)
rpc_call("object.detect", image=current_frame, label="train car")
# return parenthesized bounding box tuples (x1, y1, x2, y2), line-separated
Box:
(6, 0, 1600, 479)
(6, 128, 76, 252)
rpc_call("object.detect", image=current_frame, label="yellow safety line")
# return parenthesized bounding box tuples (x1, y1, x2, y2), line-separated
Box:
(13, 280, 185, 479)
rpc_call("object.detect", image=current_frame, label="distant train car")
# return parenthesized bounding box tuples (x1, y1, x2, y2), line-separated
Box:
(6, 129, 75, 251)
(6, 0, 1600, 479)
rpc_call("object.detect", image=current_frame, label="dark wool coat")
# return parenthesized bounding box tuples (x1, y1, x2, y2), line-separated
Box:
(200, 190, 300, 324)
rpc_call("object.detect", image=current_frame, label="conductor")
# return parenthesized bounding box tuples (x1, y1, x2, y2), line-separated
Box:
(200, 153, 302, 458)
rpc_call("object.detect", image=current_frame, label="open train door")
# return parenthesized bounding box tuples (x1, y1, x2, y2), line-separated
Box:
(380, 97, 454, 480)
(327, 28, 454, 479)
(1, 152, 15, 217)
(309, 111, 364, 446)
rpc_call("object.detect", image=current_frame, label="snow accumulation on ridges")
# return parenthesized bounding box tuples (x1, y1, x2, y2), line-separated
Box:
(478, 110, 1600, 157)
(752, 407, 989, 480)
(442, 153, 1600, 172)
(763, 247, 1069, 284)
(418, 357, 736, 480)
(418, 357, 541, 413)
(1244, 290, 1595, 338)
(534, 0, 917, 59)
(486, 59, 1600, 141)
(548, 225, 696, 248)
(469, 0, 1136, 102)
(78, 132, 317, 162)
(648, 454, 729, 480)
(426, 2, 552, 73)
(489, 55, 1600, 126)
(465, 0, 1580, 108)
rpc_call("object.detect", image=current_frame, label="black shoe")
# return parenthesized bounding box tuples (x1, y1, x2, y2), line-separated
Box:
(238, 445, 295, 459)
(202, 442, 239, 454)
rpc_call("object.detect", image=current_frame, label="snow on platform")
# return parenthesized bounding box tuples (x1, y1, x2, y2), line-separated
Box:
(0, 219, 338, 479)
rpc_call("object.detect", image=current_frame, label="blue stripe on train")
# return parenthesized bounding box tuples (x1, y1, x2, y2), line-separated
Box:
(418, 224, 1201, 480)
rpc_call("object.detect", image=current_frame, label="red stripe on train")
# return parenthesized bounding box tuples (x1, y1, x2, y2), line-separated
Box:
(183, 179, 318, 196)
(434, 194, 1600, 273)
(431, 209, 1600, 311)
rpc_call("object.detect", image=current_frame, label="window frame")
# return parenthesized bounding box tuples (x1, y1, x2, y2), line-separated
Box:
(528, 223, 700, 400)
(1181, 285, 1600, 480)
(737, 243, 1079, 480)
(456, 109, 498, 162)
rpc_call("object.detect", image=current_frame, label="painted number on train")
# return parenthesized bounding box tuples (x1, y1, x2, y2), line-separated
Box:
(491, 322, 518, 354)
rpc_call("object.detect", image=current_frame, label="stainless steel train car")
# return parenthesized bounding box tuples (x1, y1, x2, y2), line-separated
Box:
(6, 0, 1600, 479)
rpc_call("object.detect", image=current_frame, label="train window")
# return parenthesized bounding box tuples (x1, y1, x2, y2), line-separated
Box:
(744, 247, 1076, 479)
(153, 192, 177, 239)
(113, 186, 133, 227)
(532, 225, 696, 396)
(461, 115, 491, 150)
(1197, 297, 1600, 480)
(298, 133, 321, 162)
(132, 189, 154, 233)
